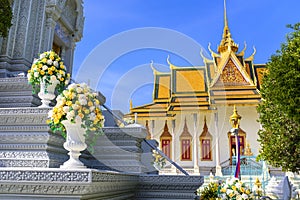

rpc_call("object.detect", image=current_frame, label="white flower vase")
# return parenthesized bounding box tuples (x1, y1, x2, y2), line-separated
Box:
(60, 120, 87, 169)
(38, 77, 59, 108)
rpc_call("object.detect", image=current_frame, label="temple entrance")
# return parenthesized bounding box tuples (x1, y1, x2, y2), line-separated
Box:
(228, 128, 246, 165)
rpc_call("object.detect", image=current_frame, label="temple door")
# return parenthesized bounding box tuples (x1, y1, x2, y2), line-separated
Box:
(228, 128, 246, 165)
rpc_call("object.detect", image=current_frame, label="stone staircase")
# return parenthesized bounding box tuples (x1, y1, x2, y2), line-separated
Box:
(0, 76, 204, 199)
(0, 77, 40, 107)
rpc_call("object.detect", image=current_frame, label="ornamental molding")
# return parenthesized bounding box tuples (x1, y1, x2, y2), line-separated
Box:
(0, 125, 49, 132)
(0, 107, 51, 115)
(0, 160, 49, 168)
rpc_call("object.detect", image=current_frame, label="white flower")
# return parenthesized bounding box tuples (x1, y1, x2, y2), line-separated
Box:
(241, 193, 248, 199)
(66, 110, 75, 121)
(89, 113, 96, 121)
(76, 87, 83, 93)
(79, 94, 86, 100)
(39, 53, 46, 59)
(57, 73, 62, 79)
(226, 189, 233, 195)
(79, 98, 87, 105)
(63, 106, 70, 113)
(68, 83, 76, 90)
(34, 72, 39, 77)
(89, 106, 95, 112)
(53, 61, 58, 67)
(50, 75, 57, 82)
(46, 59, 53, 65)
(42, 65, 48, 70)
(65, 78, 70, 85)
(72, 104, 80, 110)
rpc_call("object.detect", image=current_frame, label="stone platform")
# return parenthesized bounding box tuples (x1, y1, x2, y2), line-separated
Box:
(0, 168, 138, 200)
(0, 168, 203, 200)
(0, 106, 204, 199)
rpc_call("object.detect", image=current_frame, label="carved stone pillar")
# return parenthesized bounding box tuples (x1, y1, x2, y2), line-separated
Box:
(193, 113, 200, 175)
(170, 119, 177, 174)
(214, 112, 223, 176)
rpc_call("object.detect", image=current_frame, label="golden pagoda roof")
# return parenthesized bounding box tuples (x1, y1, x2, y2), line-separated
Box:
(217, 0, 238, 54)
(125, 0, 266, 118)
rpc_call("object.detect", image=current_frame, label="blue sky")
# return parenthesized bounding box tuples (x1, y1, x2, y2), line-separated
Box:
(73, 0, 299, 113)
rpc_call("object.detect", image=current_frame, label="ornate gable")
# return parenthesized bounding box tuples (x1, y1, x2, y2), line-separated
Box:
(215, 58, 249, 86)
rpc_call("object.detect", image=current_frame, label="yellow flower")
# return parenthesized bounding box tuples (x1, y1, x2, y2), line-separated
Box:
(59, 70, 64, 75)
(246, 189, 251, 194)
(90, 127, 96, 131)
(240, 187, 245, 193)
(54, 118, 60, 124)
(60, 65, 65, 69)
(232, 185, 237, 191)
(40, 70, 45, 75)
(50, 55, 55, 60)
(38, 63, 43, 68)
(66, 101, 72, 106)
(60, 77, 64, 82)
(78, 113, 84, 118)
(229, 193, 234, 198)
(88, 101, 93, 107)
(220, 187, 226, 193)
(42, 58, 47, 63)
(84, 109, 90, 114)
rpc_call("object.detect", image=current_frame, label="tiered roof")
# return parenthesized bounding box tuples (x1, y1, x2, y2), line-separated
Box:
(126, 1, 266, 119)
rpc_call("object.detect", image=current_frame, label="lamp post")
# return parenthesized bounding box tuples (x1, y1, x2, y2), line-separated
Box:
(230, 105, 241, 179)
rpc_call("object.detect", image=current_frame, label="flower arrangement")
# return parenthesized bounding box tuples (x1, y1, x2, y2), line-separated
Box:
(27, 50, 70, 93)
(196, 178, 254, 200)
(219, 178, 254, 200)
(152, 150, 166, 170)
(47, 83, 105, 152)
(196, 182, 219, 200)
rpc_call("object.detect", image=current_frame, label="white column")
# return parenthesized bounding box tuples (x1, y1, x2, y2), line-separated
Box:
(170, 119, 177, 174)
(151, 120, 155, 139)
(193, 113, 200, 175)
(214, 112, 223, 176)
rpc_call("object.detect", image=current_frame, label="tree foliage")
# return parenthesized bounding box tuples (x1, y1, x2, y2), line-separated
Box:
(0, 0, 12, 37)
(257, 23, 300, 172)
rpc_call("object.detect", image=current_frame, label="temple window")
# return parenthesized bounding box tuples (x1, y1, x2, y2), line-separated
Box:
(180, 118, 192, 161)
(160, 120, 172, 159)
(200, 116, 212, 161)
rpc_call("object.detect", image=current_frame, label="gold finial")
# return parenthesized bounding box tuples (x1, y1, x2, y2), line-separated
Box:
(129, 99, 133, 110)
(218, 0, 238, 53)
(229, 105, 242, 129)
(224, 0, 228, 28)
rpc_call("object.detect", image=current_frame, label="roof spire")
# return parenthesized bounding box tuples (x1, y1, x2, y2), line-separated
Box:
(224, 0, 228, 28)
(218, 0, 238, 53)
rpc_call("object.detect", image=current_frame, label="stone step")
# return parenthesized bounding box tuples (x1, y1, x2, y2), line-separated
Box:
(0, 107, 67, 167)
(0, 77, 40, 108)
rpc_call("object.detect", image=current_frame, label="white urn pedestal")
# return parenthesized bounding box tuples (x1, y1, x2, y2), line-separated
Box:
(38, 78, 59, 108)
(60, 120, 87, 169)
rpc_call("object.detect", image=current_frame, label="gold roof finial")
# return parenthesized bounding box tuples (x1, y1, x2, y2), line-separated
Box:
(218, 0, 238, 53)
(129, 99, 133, 110)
